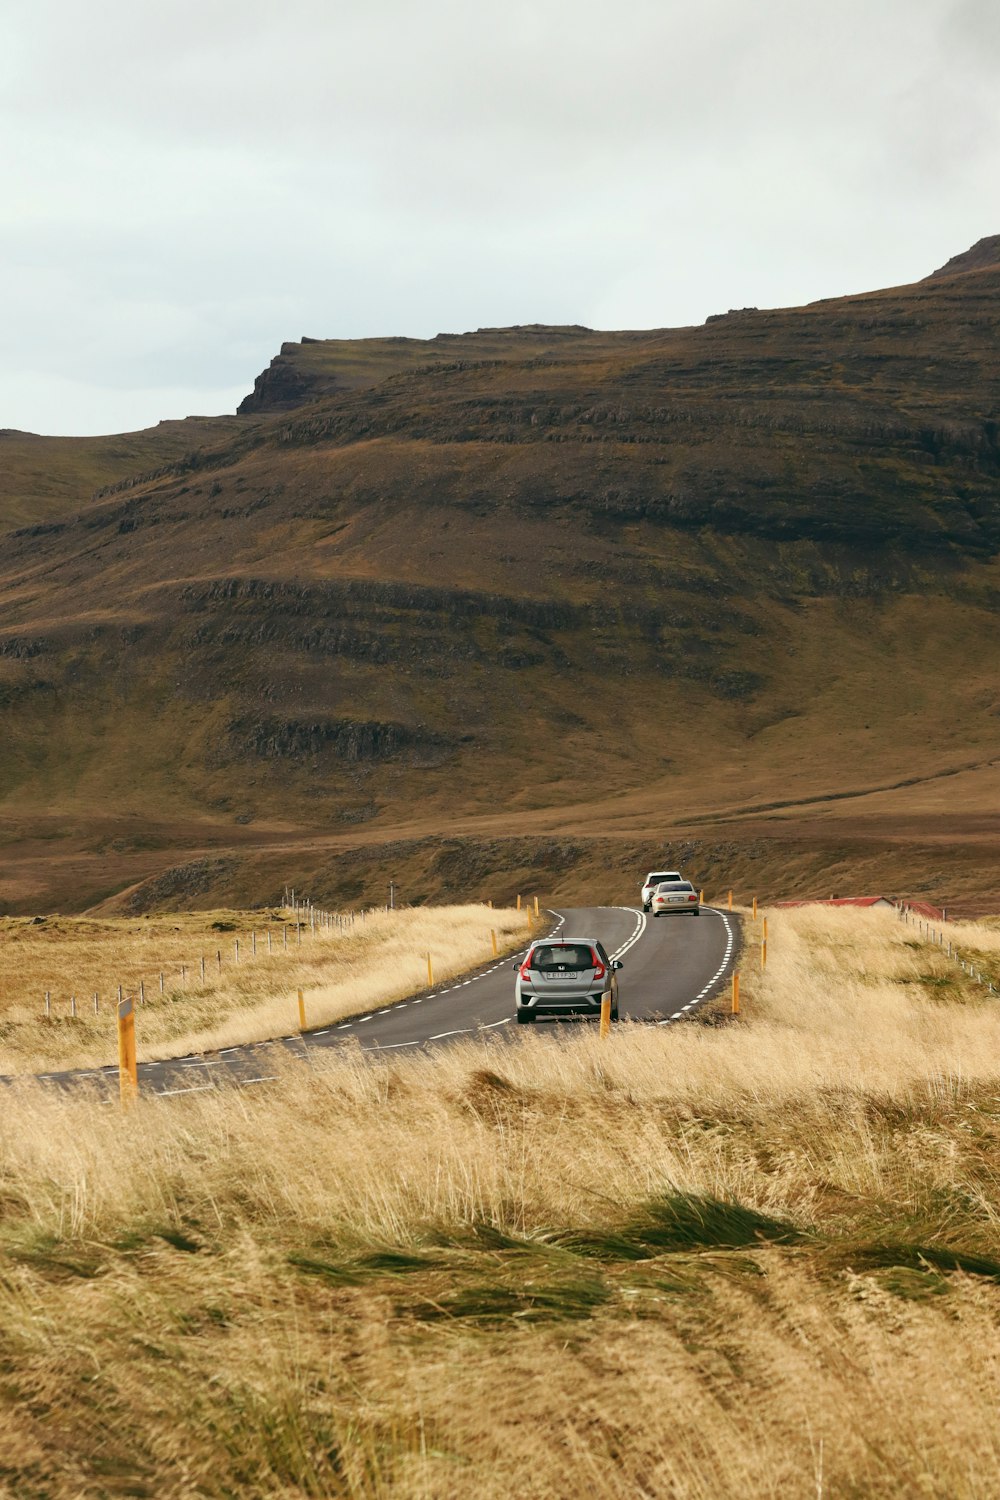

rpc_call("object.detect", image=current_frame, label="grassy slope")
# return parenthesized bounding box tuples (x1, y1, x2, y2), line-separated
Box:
(0, 259, 999, 911)
(0, 416, 254, 530)
(0, 904, 526, 1074)
(4, 908, 1000, 1495)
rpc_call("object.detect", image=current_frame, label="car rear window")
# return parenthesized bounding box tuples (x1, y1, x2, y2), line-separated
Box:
(658, 881, 693, 891)
(648, 872, 680, 884)
(530, 943, 596, 971)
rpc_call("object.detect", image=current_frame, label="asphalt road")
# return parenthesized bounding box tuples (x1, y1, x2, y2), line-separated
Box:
(31, 904, 740, 1097)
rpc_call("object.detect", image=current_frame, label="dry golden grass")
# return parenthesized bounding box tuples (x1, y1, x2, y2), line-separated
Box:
(4, 904, 1000, 1495)
(0, 904, 527, 1074)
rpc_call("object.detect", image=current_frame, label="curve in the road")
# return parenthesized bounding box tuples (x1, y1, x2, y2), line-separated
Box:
(21, 904, 741, 1097)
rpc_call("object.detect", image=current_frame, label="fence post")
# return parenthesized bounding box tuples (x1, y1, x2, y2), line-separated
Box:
(139, 980, 145, 1006)
(159, 971, 164, 995)
(267, 928, 272, 954)
(201, 956, 206, 982)
(44, 990, 50, 1017)
(118, 997, 137, 1109)
(731, 973, 740, 1015)
(93, 991, 99, 1014)
(252, 930, 257, 956)
(234, 939, 240, 964)
(70, 994, 76, 1018)
(217, 950, 222, 973)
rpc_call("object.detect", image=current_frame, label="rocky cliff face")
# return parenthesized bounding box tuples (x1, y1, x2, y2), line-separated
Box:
(236, 343, 331, 413)
(927, 235, 1000, 278)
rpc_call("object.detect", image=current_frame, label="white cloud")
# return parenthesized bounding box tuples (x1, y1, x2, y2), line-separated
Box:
(1, 0, 998, 433)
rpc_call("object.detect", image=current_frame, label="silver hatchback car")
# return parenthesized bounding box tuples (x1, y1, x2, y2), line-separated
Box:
(514, 938, 623, 1023)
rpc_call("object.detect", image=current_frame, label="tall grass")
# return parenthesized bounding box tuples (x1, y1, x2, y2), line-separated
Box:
(3, 904, 1000, 1495)
(0, 904, 527, 1073)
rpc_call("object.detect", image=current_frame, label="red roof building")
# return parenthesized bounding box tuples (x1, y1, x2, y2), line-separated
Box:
(772, 896, 945, 920)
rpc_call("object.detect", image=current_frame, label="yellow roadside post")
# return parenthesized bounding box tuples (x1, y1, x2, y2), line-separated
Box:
(728, 890, 733, 911)
(487, 899, 493, 909)
(699, 888, 704, 905)
(731, 973, 740, 1015)
(297, 989, 306, 1031)
(533, 895, 539, 916)
(526, 909, 534, 932)
(117, 996, 137, 1109)
(516, 894, 522, 911)
(762, 915, 768, 968)
(600, 994, 612, 1039)
(427, 953, 434, 986)
(491, 929, 498, 957)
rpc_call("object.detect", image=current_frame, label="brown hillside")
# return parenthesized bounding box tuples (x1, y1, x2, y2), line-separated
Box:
(1, 248, 999, 914)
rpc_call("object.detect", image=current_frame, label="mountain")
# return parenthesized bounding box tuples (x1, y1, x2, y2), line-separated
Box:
(1, 245, 999, 915)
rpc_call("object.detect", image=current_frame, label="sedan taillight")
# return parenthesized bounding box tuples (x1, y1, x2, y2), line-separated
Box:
(688, 894, 697, 902)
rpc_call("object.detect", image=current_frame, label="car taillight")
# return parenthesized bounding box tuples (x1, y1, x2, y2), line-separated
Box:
(518, 958, 533, 982)
(590, 950, 606, 982)
(688, 894, 697, 902)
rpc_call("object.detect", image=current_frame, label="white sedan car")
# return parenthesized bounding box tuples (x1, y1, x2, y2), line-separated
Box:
(650, 880, 701, 916)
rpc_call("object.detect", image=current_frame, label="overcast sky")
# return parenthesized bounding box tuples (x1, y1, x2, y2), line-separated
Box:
(2, 0, 998, 436)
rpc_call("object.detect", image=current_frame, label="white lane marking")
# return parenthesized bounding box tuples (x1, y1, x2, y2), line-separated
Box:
(608, 906, 647, 961)
(181, 1059, 222, 1067)
(658, 910, 736, 1025)
(154, 1084, 216, 1097)
(239, 1075, 280, 1086)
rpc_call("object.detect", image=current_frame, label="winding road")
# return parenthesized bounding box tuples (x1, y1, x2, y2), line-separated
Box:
(34, 904, 740, 1097)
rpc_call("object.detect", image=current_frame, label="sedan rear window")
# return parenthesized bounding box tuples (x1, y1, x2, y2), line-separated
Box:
(657, 881, 694, 892)
(530, 943, 595, 971)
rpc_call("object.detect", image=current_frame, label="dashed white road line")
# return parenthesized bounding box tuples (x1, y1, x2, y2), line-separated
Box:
(154, 1084, 216, 1097)
(658, 909, 736, 1025)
